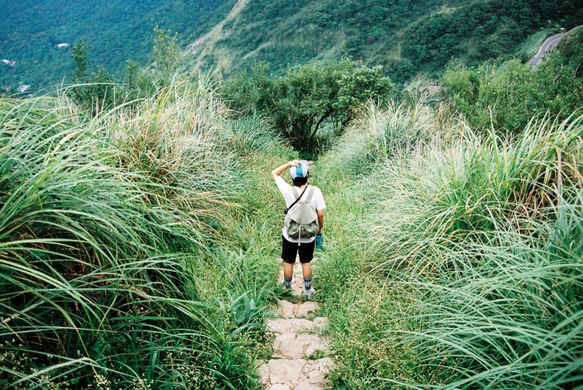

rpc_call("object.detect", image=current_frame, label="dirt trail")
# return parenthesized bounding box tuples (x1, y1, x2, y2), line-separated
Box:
(189, 0, 250, 72)
(256, 261, 334, 390)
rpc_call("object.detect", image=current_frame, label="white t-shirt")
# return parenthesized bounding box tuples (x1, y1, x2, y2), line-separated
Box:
(275, 176, 326, 243)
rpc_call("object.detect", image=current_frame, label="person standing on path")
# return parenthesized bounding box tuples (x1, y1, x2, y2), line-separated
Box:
(272, 160, 326, 297)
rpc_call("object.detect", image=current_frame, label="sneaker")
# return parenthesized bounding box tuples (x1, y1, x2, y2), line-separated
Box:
(303, 287, 315, 297)
(283, 281, 291, 289)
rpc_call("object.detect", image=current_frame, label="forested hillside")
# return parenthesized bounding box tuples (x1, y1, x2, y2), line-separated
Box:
(0, 0, 231, 92)
(2, 0, 582, 94)
(190, 0, 582, 82)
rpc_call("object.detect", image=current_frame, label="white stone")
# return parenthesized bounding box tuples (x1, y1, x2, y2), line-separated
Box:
(277, 300, 296, 318)
(259, 261, 334, 390)
(267, 318, 294, 333)
(302, 358, 334, 384)
(291, 318, 318, 331)
(274, 333, 304, 359)
(296, 301, 319, 317)
(296, 334, 326, 356)
(270, 385, 291, 390)
(294, 382, 323, 390)
(256, 361, 270, 385)
(312, 317, 328, 330)
(268, 359, 306, 385)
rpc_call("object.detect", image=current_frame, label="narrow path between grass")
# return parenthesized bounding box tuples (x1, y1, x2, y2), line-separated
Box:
(256, 260, 335, 390)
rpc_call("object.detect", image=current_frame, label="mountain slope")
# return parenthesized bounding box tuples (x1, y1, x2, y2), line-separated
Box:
(188, 0, 582, 82)
(0, 0, 231, 91)
(2, 0, 581, 92)
(188, 0, 250, 73)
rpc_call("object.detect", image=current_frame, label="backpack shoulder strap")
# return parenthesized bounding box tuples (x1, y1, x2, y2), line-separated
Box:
(305, 186, 316, 203)
(291, 186, 299, 199)
(285, 185, 308, 214)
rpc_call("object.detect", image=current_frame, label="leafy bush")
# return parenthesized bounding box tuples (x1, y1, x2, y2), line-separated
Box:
(441, 54, 582, 133)
(221, 59, 393, 154)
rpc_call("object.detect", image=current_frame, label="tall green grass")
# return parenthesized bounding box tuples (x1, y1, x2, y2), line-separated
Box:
(316, 100, 581, 388)
(3, 72, 579, 389)
(370, 113, 582, 388)
(315, 98, 451, 389)
(0, 80, 283, 388)
(323, 94, 452, 178)
(371, 114, 582, 277)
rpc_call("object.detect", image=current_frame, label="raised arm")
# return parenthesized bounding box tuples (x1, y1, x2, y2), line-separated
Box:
(272, 160, 299, 179)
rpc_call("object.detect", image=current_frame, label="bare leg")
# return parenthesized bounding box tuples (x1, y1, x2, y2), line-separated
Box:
(301, 262, 312, 279)
(284, 262, 294, 279)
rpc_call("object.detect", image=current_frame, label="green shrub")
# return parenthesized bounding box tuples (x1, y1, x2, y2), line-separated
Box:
(221, 59, 393, 155)
(441, 56, 582, 133)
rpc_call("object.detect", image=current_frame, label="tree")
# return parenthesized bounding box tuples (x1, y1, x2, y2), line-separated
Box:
(222, 59, 394, 154)
(270, 61, 348, 152)
(69, 39, 118, 116)
(72, 40, 90, 83)
(153, 27, 180, 85)
(334, 65, 393, 126)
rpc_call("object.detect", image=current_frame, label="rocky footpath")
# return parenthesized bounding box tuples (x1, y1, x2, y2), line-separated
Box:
(256, 261, 334, 390)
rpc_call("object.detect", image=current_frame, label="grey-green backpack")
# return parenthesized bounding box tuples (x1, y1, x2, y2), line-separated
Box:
(284, 186, 319, 241)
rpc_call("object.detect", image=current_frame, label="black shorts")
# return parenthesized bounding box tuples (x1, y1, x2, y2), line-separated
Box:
(281, 236, 315, 264)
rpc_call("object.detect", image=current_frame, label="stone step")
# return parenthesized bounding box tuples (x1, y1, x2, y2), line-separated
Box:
(257, 357, 335, 389)
(277, 300, 320, 318)
(258, 261, 334, 389)
(266, 317, 328, 334)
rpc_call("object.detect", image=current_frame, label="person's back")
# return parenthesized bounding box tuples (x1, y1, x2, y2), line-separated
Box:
(284, 185, 319, 241)
(271, 160, 326, 297)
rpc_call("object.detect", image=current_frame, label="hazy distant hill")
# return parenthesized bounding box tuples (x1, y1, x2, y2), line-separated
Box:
(2, 0, 581, 92)
(0, 0, 231, 91)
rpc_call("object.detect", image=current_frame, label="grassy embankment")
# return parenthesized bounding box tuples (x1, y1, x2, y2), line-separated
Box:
(1, 76, 581, 389)
(0, 79, 295, 389)
(316, 95, 582, 388)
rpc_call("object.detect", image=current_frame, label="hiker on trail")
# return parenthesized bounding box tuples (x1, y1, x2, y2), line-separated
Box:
(272, 160, 326, 297)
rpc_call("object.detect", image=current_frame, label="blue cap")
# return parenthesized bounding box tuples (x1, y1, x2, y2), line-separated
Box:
(290, 160, 309, 179)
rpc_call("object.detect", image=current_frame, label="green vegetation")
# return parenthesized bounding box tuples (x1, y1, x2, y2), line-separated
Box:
(0, 0, 231, 92)
(441, 27, 583, 133)
(221, 59, 393, 154)
(0, 80, 285, 388)
(4, 0, 582, 93)
(66, 29, 183, 116)
(316, 105, 582, 388)
(197, 0, 582, 83)
(1, 3, 582, 389)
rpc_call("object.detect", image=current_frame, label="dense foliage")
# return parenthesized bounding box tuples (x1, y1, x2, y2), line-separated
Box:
(1, 2, 582, 389)
(0, 0, 230, 92)
(199, 0, 582, 83)
(441, 26, 583, 132)
(401, 0, 581, 73)
(0, 81, 283, 389)
(3, 0, 582, 94)
(317, 105, 582, 389)
(221, 59, 393, 154)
